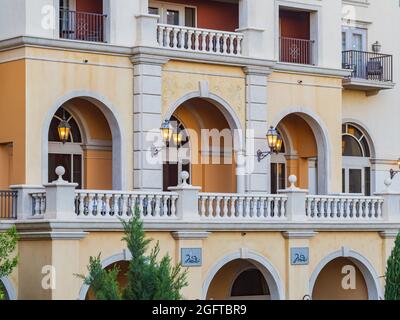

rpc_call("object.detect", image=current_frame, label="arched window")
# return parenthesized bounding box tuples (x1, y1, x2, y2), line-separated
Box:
(230, 268, 270, 300)
(342, 123, 371, 195)
(48, 108, 83, 188)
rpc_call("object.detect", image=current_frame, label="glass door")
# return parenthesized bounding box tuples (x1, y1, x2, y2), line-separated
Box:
(49, 153, 83, 189)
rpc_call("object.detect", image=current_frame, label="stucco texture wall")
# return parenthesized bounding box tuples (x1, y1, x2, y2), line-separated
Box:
(268, 72, 343, 193)
(24, 47, 133, 188)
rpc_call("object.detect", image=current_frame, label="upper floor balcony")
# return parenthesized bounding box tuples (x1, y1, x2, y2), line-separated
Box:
(59, 0, 107, 43)
(342, 50, 394, 94)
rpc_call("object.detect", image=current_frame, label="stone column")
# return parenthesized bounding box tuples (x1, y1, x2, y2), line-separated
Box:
(131, 53, 169, 190)
(243, 66, 272, 193)
(375, 178, 400, 222)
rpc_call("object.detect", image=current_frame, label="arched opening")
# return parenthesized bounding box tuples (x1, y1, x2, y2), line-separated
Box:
(204, 252, 285, 300)
(312, 257, 369, 300)
(0, 277, 16, 300)
(46, 97, 119, 190)
(85, 260, 129, 300)
(342, 123, 372, 195)
(273, 114, 319, 194)
(164, 97, 238, 193)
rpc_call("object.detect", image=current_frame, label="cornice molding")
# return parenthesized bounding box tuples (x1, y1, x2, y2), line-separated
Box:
(282, 231, 318, 239)
(171, 231, 210, 240)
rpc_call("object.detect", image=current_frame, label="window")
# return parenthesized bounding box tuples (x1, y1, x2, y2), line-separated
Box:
(342, 26, 367, 51)
(342, 123, 371, 195)
(149, 1, 196, 27)
(48, 108, 83, 188)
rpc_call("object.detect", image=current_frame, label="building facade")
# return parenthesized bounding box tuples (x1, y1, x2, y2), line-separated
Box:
(0, 0, 399, 300)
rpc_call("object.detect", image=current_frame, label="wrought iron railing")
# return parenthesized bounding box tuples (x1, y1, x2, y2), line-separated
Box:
(59, 8, 107, 42)
(0, 190, 17, 220)
(342, 50, 393, 82)
(280, 37, 315, 65)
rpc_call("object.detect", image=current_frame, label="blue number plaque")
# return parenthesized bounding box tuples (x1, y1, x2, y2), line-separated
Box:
(181, 248, 202, 267)
(290, 247, 309, 265)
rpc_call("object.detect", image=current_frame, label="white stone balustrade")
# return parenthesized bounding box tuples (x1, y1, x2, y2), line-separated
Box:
(198, 193, 287, 220)
(157, 24, 244, 56)
(305, 195, 384, 220)
(75, 190, 179, 219)
(30, 192, 47, 217)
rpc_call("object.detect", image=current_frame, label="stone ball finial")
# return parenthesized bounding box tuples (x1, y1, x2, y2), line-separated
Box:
(288, 175, 297, 189)
(55, 166, 66, 182)
(384, 178, 392, 189)
(181, 171, 190, 185)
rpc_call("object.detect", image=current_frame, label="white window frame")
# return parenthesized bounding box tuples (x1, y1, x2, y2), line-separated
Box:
(149, 1, 197, 27)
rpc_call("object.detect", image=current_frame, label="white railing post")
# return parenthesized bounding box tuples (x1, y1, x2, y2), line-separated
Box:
(44, 166, 78, 220)
(374, 178, 400, 222)
(10, 185, 45, 220)
(135, 13, 159, 47)
(278, 175, 308, 222)
(168, 171, 201, 222)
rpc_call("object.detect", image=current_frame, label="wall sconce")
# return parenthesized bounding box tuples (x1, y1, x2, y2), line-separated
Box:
(257, 127, 283, 162)
(151, 119, 183, 157)
(372, 41, 381, 53)
(390, 158, 400, 179)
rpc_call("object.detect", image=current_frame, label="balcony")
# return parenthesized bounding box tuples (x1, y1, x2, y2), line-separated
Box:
(156, 24, 244, 56)
(342, 50, 394, 94)
(279, 37, 315, 65)
(59, 8, 107, 43)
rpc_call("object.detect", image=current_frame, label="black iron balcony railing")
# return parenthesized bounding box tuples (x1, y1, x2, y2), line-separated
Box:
(0, 190, 17, 220)
(59, 8, 107, 43)
(280, 37, 315, 65)
(342, 50, 393, 82)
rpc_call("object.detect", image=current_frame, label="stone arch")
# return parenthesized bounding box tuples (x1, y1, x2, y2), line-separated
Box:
(202, 249, 285, 300)
(342, 118, 376, 158)
(0, 276, 16, 300)
(272, 107, 331, 194)
(78, 249, 132, 300)
(309, 248, 382, 300)
(165, 91, 244, 152)
(42, 90, 126, 190)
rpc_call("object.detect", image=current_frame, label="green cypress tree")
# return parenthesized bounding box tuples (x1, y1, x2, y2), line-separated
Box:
(0, 226, 18, 300)
(79, 207, 188, 300)
(385, 232, 400, 300)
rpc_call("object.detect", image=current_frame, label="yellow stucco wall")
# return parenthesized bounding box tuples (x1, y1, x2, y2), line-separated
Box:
(268, 72, 343, 193)
(24, 47, 133, 188)
(10, 230, 392, 300)
(0, 55, 26, 186)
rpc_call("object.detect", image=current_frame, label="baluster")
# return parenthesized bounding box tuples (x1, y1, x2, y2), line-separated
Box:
(222, 196, 229, 218)
(208, 196, 214, 217)
(87, 193, 94, 217)
(154, 195, 162, 217)
(377, 199, 383, 219)
(259, 197, 266, 218)
(237, 35, 243, 55)
(33, 195, 39, 216)
(104, 194, 111, 217)
(94, 194, 101, 216)
(230, 197, 236, 217)
(237, 197, 244, 218)
(120, 194, 128, 218)
(216, 33, 221, 53)
(344, 198, 350, 219)
(201, 31, 207, 51)
(194, 30, 200, 51)
(280, 197, 286, 218)
(222, 33, 227, 54)
(157, 25, 162, 46)
(147, 195, 153, 217)
(170, 195, 177, 217)
(273, 197, 279, 217)
(266, 198, 272, 218)
(78, 193, 85, 216)
(243, 197, 250, 217)
(113, 194, 119, 216)
(172, 27, 178, 49)
(200, 196, 206, 217)
(332, 198, 338, 218)
(227, 34, 233, 54)
(326, 198, 332, 218)
(215, 196, 221, 218)
(306, 197, 312, 218)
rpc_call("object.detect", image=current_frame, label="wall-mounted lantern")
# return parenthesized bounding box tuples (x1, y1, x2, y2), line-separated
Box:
(58, 108, 71, 144)
(257, 127, 283, 162)
(372, 41, 381, 53)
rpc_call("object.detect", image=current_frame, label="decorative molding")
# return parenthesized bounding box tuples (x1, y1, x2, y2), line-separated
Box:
(379, 230, 399, 239)
(18, 231, 88, 240)
(282, 231, 318, 239)
(275, 62, 351, 78)
(171, 231, 210, 240)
